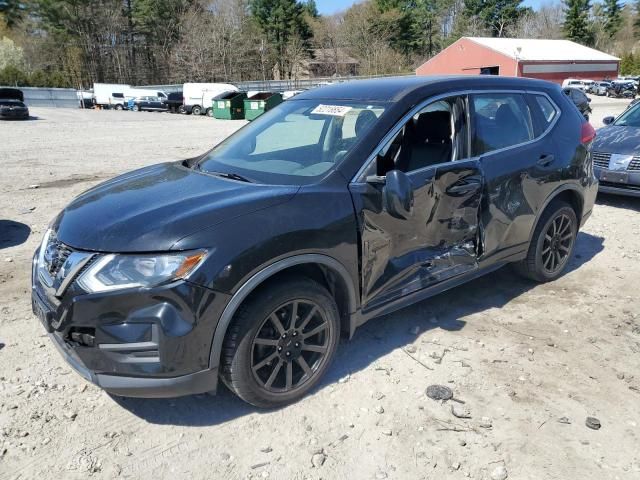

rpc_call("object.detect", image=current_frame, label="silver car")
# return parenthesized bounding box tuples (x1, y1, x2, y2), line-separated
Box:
(592, 103, 640, 197)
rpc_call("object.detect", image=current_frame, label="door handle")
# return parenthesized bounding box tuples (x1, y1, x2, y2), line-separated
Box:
(537, 154, 555, 167)
(446, 178, 482, 195)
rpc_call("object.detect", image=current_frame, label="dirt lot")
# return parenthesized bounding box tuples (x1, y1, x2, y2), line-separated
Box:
(1, 96, 640, 480)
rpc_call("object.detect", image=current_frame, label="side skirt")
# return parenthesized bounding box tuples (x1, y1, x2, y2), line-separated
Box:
(350, 260, 509, 331)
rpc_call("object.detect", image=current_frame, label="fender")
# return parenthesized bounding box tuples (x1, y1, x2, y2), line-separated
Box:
(208, 254, 358, 370)
(527, 183, 584, 245)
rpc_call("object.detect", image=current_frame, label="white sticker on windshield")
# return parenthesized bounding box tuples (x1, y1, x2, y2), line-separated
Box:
(311, 104, 353, 117)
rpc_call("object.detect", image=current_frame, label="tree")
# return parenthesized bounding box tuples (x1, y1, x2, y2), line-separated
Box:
(563, 0, 594, 45)
(634, 0, 640, 38)
(0, 35, 23, 69)
(0, 0, 26, 28)
(602, 0, 622, 37)
(250, 0, 312, 79)
(303, 0, 318, 18)
(463, 0, 529, 37)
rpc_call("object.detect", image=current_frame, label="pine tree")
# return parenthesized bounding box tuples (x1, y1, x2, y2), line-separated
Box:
(250, 0, 312, 78)
(602, 0, 622, 37)
(563, 0, 594, 46)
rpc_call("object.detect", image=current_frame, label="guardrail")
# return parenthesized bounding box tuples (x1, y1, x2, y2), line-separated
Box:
(0, 86, 81, 108)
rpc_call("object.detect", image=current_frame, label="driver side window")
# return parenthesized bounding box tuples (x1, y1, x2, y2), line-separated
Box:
(375, 95, 468, 176)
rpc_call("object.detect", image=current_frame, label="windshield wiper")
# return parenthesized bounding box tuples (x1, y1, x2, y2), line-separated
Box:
(207, 171, 253, 183)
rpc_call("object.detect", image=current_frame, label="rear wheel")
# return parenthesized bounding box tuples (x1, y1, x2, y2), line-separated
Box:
(515, 201, 577, 282)
(132, 105, 139, 112)
(191, 105, 202, 116)
(221, 278, 340, 408)
(114, 104, 123, 111)
(206, 108, 213, 117)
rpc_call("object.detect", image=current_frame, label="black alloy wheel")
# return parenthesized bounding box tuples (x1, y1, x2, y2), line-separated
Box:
(221, 277, 340, 408)
(514, 201, 577, 282)
(251, 299, 330, 393)
(540, 212, 574, 275)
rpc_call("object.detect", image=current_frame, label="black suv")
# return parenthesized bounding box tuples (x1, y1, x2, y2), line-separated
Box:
(32, 77, 597, 407)
(562, 87, 592, 121)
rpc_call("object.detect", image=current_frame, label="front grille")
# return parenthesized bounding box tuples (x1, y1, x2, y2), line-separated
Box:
(592, 151, 640, 171)
(592, 151, 611, 169)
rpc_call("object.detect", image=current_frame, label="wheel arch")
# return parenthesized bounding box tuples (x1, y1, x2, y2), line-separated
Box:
(208, 254, 358, 371)
(528, 185, 584, 245)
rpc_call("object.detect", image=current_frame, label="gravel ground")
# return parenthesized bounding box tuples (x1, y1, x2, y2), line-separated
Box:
(1, 96, 640, 480)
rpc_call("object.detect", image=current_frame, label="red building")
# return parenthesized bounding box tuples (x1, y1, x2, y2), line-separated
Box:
(416, 37, 619, 84)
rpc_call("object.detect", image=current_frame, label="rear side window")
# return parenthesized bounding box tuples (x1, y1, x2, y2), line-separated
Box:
(531, 94, 558, 132)
(471, 93, 534, 155)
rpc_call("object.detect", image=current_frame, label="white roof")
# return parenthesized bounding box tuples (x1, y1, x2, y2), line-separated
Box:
(466, 37, 619, 62)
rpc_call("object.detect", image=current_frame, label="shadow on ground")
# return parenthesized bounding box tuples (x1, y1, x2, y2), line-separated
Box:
(0, 220, 31, 249)
(112, 232, 604, 426)
(596, 192, 640, 212)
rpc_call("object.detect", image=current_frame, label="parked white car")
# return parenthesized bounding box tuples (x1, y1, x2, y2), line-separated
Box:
(561, 78, 590, 91)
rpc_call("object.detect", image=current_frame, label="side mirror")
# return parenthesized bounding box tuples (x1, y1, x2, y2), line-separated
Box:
(602, 116, 615, 125)
(382, 170, 414, 219)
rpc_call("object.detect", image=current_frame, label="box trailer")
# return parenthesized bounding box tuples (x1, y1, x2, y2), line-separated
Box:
(182, 83, 238, 115)
(93, 83, 130, 109)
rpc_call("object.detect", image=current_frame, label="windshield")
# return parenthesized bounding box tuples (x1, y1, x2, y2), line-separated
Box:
(614, 103, 640, 127)
(198, 99, 386, 184)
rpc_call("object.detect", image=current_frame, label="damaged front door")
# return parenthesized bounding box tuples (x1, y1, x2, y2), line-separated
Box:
(350, 95, 484, 311)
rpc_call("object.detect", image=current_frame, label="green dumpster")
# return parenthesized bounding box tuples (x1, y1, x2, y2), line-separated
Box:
(244, 92, 283, 121)
(212, 92, 247, 120)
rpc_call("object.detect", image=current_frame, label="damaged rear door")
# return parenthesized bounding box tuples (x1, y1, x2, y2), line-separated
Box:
(350, 94, 484, 311)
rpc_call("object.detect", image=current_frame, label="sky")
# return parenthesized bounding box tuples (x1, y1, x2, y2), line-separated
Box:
(315, 0, 548, 15)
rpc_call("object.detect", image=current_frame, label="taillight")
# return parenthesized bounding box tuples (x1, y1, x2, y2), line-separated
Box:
(581, 122, 596, 144)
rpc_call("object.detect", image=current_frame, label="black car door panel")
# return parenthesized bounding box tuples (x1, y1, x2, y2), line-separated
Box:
(351, 161, 483, 311)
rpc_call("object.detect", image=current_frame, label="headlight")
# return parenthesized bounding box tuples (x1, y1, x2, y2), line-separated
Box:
(76, 250, 207, 293)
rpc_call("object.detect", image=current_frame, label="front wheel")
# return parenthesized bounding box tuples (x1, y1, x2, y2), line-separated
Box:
(221, 277, 340, 408)
(132, 105, 139, 112)
(515, 201, 577, 282)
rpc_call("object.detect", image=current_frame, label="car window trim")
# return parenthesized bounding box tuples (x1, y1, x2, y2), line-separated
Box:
(352, 89, 561, 184)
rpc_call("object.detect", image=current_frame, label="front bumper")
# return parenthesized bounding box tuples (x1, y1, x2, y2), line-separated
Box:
(594, 166, 640, 198)
(32, 250, 231, 398)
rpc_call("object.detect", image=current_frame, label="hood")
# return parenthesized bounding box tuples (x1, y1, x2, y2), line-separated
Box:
(593, 125, 640, 156)
(54, 162, 298, 252)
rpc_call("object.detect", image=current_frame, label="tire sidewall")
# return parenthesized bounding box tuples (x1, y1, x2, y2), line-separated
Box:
(533, 205, 577, 281)
(227, 281, 340, 407)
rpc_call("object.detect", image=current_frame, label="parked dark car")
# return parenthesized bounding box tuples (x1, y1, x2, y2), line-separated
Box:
(0, 99, 29, 120)
(163, 91, 184, 113)
(592, 102, 640, 197)
(606, 82, 635, 99)
(562, 87, 592, 120)
(0, 88, 29, 120)
(32, 76, 597, 407)
(130, 96, 168, 112)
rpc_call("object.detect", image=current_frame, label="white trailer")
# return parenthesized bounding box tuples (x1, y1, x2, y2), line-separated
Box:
(93, 83, 130, 109)
(182, 83, 238, 115)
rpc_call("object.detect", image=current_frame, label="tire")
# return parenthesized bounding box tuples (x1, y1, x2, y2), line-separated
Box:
(132, 105, 139, 112)
(206, 108, 213, 117)
(191, 105, 202, 116)
(221, 277, 340, 408)
(178, 105, 186, 114)
(114, 104, 123, 111)
(514, 201, 577, 283)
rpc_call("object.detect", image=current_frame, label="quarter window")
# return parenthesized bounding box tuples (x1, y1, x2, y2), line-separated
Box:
(471, 93, 534, 155)
(532, 94, 558, 130)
